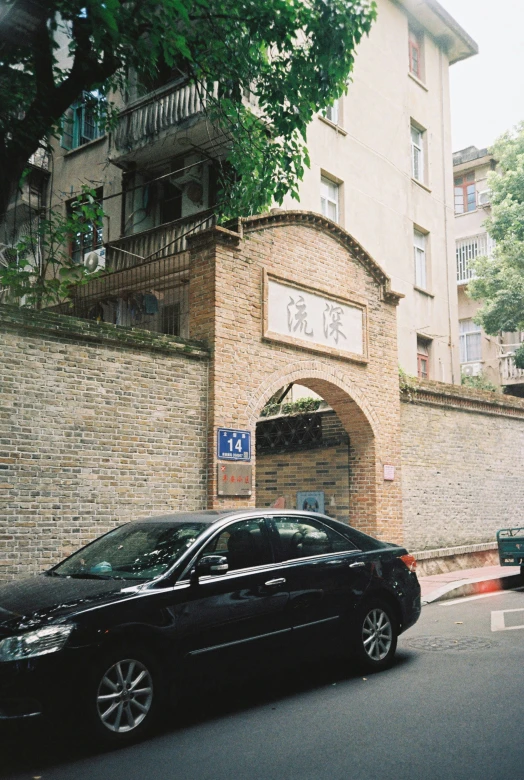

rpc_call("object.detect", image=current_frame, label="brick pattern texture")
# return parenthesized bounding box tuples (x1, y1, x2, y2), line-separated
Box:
(401, 380, 524, 550)
(188, 213, 404, 542)
(0, 309, 208, 581)
(256, 411, 350, 521)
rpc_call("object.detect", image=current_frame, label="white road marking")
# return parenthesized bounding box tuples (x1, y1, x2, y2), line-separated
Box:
(491, 607, 524, 632)
(438, 587, 524, 607)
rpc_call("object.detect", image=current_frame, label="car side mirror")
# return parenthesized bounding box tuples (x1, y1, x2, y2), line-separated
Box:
(192, 554, 229, 581)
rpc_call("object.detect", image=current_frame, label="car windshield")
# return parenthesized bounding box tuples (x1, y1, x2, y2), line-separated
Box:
(51, 522, 207, 580)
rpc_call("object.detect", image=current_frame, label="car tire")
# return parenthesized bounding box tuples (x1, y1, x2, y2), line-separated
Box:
(85, 645, 164, 745)
(352, 598, 398, 672)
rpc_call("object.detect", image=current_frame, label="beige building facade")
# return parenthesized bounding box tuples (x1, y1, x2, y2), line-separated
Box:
(281, 0, 477, 384)
(1, 0, 477, 389)
(453, 146, 524, 394)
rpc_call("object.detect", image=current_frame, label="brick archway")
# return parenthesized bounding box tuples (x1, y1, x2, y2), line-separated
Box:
(249, 361, 379, 535)
(188, 217, 404, 543)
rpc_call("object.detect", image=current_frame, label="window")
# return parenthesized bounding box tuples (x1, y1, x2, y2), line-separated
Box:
(320, 176, 339, 223)
(270, 516, 355, 560)
(417, 338, 430, 380)
(454, 171, 476, 214)
(61, 91, 106, 151)
(200, 518, 272, 571)
(322, 100, 339, 125)
(414, 229, 427, 289)
(411, 125, 424, 182)
(459, 319, 482, 363)
(408, 27, 424, 80)
(67, 189, 103, 264)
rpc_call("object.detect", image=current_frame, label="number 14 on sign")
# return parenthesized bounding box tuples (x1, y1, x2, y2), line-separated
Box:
(217, 428, 251, 461)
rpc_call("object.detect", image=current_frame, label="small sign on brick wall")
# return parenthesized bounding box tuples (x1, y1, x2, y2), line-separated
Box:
(217, 463, 252, 496)
(383, 464, 395, 481)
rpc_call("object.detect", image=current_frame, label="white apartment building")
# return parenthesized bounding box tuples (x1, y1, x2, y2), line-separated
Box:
(3, 0, 477, 384)
(453, 145, 524, 395)
(281, 0, 477, 383)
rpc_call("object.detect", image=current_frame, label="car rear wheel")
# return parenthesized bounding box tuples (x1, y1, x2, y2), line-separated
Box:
(353, 599, 398, 671)
(87, 647, 163, 744)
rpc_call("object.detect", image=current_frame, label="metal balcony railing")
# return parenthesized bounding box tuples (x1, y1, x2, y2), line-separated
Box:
(499, 345, 524, 383)
(106, 210, 216, 272)
(112, 81, 217, 155)
(456, 233, 495, 284)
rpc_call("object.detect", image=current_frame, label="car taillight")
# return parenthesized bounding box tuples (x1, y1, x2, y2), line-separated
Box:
(399, 553, 417, 572)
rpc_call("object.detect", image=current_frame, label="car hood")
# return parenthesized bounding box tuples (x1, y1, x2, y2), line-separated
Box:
(0, 575, 142, 633)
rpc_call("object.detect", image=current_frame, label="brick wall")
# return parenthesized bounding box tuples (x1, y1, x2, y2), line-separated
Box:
(0, 307, 209, 581)
(188, 213, 404, 541)
(401, 379, 524, 550)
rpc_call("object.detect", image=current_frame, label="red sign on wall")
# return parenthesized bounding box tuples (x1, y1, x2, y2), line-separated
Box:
(217, 463, 252, 496)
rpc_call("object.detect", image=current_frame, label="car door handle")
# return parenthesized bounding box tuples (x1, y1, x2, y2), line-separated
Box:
(264, 578, 286, 587)
(349, 562, 365, 568)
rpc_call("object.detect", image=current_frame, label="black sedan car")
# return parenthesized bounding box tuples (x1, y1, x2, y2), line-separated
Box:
(0, 510, 420, 743)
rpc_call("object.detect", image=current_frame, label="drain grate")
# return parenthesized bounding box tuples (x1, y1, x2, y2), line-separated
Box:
(406, 636, 494, 652)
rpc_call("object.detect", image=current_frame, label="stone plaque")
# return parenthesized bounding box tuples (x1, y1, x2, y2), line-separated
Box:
(217, 462, 253, 496)
(265, 274, 365, 359)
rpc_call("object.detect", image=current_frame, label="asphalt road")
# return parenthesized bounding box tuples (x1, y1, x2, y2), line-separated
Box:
(2, 588, 524, 780)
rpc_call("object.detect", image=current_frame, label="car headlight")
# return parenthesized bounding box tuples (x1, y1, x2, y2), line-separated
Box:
(0, 624, 73, 662)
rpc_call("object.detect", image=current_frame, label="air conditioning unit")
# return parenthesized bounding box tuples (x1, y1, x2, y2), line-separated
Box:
(461, 362, 482, 377)
(83, 247, 106, 274)
(477, 190, 491, 207)
(169, 155, 204, 187)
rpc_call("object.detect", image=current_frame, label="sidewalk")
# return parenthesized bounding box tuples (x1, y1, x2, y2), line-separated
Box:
(419, 564, 523, 605)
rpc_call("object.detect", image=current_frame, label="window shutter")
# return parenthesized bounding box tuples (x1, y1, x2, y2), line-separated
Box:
(60, 108, 74, 150)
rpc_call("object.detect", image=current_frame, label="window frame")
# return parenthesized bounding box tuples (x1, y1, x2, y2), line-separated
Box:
(320, 176, 339, 223)
(411, 124, 425, 183)
(459, 319, 482, 364)
(268, 515, 358, 563)
(67, 188, 104, 264)
(413, 229, 428, 290)
(454, 171, 476, 214)
(408, 29, 422, 79)
(417, 353, 429, 380)
(61, 91, 106, 152)
(417, 337, 431, 380)
(196, 517, 275, 574)
(322, 99, 340, 126)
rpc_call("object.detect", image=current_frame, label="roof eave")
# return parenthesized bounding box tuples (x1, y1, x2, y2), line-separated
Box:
(397, 0, 478, 65)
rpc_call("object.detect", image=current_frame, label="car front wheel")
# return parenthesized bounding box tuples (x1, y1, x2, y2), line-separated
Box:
(353, 599, 398, 671)
(87, 648, 162, 744)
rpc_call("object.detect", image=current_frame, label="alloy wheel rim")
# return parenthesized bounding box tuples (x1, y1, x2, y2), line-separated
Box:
(96, 659, 153, 733)
(362, 608, 393, 661)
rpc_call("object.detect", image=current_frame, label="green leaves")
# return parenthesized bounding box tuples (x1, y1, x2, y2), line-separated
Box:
(0, 186, 104, 310)
(2, 0, 376, 222)
(469, 123, 524, 336)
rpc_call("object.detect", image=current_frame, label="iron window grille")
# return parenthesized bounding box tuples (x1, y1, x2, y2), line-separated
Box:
(256, 413, 323, 454)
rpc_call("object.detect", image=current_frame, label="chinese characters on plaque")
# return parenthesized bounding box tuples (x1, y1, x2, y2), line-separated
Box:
(217, 463, 252, 496)
(267, 277, 364, 357)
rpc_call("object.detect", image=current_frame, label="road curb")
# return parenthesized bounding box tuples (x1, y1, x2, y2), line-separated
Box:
(422, 573, 523, 604)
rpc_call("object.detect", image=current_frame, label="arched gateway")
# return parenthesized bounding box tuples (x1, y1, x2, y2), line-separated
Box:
(187, 211, 404, 543)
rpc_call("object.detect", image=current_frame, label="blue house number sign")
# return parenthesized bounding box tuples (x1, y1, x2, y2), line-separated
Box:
(217, 428, 251, 461)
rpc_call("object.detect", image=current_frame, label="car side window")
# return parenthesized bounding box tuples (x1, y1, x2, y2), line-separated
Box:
(271, 516, 356, 560)
(199, 518, 273, 572)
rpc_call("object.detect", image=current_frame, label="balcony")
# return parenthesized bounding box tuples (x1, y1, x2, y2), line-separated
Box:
(500, 346, 524, 385)
(110, 80, 224, 165)
(106, 210, 215, 272)
(456, 233, 495, 285)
